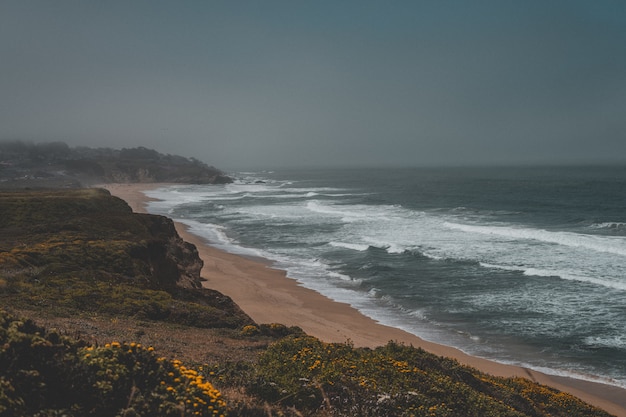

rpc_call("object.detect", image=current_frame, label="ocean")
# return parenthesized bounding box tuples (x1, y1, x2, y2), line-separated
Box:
(144, 166, 626, 388)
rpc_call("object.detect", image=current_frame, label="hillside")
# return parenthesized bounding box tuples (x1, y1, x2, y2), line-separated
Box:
(0, 141, 232, 188)
(0, 188, 250, 327)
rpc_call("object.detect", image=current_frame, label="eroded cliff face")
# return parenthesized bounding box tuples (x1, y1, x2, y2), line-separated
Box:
(0, 188, 253, 328)
(0, 188, 203, 289)
(131, 213, 204, 290)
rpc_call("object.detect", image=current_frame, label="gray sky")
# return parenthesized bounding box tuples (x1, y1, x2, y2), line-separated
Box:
(1, 1, 625, 169)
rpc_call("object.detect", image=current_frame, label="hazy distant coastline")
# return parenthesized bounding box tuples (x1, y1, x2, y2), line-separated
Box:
(0, 140, 232, 189)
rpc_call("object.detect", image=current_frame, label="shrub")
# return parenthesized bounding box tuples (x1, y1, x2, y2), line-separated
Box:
(250, 336, 613, 417)
(0, 310, 228, 417)
(240, 325, 260, 337)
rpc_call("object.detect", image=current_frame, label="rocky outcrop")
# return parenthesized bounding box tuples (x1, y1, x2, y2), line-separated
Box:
(131, 213, 204, 290)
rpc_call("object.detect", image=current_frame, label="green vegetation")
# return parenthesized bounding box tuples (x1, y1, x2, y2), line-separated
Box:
(247, 336, 610, 417)
(0, 140, 232, 187)
(0, 311, 613, 417)
(0, 188, 617, 416)
(0, 189, 251, 328)
(0, 310, 227, 417)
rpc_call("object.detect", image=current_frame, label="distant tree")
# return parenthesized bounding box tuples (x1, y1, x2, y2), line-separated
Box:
(120, 147, 160, 160)
(0, 140, 33, 155)
(35, 141, 71, 159)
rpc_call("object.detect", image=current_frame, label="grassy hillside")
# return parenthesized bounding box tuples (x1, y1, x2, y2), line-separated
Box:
(0, 189, 616, 416)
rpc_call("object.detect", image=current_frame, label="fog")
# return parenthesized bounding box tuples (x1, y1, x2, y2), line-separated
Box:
(2, 1, 625, 169)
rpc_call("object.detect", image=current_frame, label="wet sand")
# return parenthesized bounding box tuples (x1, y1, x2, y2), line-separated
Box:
(104, 183, 626, 417)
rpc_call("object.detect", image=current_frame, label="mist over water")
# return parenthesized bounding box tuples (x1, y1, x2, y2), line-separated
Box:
(145, 166, 626, 387)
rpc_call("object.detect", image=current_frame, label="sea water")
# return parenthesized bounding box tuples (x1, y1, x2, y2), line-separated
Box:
(144, 166, 626, 388)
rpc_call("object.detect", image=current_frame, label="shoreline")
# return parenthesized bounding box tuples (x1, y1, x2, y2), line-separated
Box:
(103, 183, 626, 417)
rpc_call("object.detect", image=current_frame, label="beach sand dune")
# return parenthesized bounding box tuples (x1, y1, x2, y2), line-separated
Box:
(104, 183, 626, 417)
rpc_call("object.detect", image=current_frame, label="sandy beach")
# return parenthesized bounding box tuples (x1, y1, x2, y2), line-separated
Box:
(104, 183, 626, 417)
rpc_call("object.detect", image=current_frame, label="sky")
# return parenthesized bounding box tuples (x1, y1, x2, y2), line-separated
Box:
(1, 1, 625, 170)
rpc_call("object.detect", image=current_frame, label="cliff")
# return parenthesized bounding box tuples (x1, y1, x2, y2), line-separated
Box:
(0, 188, 251, 328)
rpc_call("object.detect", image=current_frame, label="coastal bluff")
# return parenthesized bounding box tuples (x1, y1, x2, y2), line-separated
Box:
(0, 188, 252, 328)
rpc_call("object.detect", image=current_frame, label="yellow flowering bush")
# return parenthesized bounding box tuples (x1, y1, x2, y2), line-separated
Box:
(251, 336, 613, 417)
(78, 342, 227, 417)
(240, 324, 260, 336)
(0, 310, 227, 417)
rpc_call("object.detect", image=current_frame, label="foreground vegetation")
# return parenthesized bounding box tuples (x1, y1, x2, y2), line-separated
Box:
(0, 311, 613, 417)
(0, 188, 616, 416)
(248, 336, 610, 417)
(0, 310, 227, 417)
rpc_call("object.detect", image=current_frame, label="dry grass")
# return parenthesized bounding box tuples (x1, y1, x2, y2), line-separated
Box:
(11, 308, 269, 366)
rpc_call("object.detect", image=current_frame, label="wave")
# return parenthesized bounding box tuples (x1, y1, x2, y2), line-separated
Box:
(590, 222, 626, 231)
(361, 237, 406, 254)
(444, 222, 626, 257)
(305, 200, 369, 222)
(328, 240, 412, 255)
(206, 195, 247, 201)
(584, 335, 626, 350)
(479, 263, 626, 291)
(244, 190, 356, 199)
(176, 219, 268, 259)
(244, 192, 314, 199)
(494, 362, 626, 390)
(329, 241, 370, 251)
(146, 188, 213, 205)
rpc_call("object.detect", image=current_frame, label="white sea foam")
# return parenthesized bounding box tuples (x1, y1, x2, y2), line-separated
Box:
(480, 262, 626, 291)
(309, 200, 402, 221)
(329, 241, 370, 251)
(145, 188, 211, 208)
(305, 201, 367, 222)
(327, 270, 361, 283)
(591, 222, 626, 231)
(175, 219, 267, 259)
(493, 362, 626, 390)
(244, 192, 312, 199)
(584, 335, 626, 349)
(444, 222, 626, 257)
(361, 237, 406, 254)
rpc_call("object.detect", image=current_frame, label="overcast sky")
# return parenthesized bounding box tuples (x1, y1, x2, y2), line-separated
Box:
(1, 1, 625, 169)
